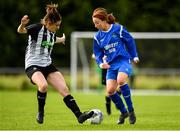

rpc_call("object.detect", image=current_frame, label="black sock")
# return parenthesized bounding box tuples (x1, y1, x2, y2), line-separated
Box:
(105, 96, 111, 114)
(37, 91, 47, 113)
(63, 95, 82, 118)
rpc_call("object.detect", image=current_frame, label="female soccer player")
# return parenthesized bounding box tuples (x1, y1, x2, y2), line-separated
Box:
(17, 3, 93, 124)
(92, 7, 139, 124)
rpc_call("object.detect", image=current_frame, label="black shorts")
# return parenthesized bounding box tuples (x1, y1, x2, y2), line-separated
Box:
(25, 64, 58, 83)
(101, 69, 107, 85)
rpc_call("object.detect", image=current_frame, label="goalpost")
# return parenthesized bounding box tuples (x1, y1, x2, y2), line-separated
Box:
(70, 32, 180, 92)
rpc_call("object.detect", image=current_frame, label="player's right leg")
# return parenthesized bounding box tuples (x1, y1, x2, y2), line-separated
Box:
(31, 71, 48, 124)
(26, 66, 48, 124)
(47, 71, 94, 124)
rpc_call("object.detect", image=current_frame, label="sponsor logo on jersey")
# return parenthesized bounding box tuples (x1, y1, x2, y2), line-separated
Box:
(41, 41, 53, 48)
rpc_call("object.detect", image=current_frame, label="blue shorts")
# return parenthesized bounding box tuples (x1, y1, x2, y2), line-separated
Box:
(106, 59, 132, 80)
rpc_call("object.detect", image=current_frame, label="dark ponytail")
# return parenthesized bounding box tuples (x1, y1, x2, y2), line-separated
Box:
(107, 13, 116, 24)
(42, 3, 61, 24)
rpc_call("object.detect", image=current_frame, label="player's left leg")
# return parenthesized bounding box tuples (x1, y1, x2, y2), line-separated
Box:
(47, 71, 94, 123)
(120, 83, 136, 124)
(117, 72, 136, 124)
(106, 79, 128, 124)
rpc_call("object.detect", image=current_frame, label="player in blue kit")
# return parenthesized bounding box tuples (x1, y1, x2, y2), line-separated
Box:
(92, 8, 139, 124)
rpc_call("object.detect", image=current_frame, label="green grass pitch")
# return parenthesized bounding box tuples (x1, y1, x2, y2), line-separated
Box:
(1, 90, 180, 130)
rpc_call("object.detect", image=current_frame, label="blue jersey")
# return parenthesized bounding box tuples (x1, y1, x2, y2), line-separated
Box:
(93, 24, 138, 70)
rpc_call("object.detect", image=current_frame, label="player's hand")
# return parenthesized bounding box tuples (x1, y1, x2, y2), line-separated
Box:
(99, 63, 110, 69)
(91, 54, 95, 59)
(133, 57, 139, 64)
(61, 33, 65, 44)
(102, 55, 107, 63)
(55, 33, 65, 44)
(21, 15, 29, 25)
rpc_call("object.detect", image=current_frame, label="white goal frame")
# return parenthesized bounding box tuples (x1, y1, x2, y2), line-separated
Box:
(70, 32, 180, 92)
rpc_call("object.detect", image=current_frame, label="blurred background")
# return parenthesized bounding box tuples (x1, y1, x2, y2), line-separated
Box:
(0, 0, 180, 91)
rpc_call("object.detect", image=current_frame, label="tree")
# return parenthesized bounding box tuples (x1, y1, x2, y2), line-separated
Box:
(0, 0, 180, 68)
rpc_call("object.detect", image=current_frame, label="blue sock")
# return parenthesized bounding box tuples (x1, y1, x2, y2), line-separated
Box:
(109, 92, 127, 113)
(120, 84, 134, 112)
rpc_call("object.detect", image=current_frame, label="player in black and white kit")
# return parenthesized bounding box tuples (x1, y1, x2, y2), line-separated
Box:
(17, 3, 93, 124)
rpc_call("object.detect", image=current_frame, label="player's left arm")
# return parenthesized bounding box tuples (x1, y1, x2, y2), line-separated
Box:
(121, 27, 139, 63)
(55, 33, 65, 44)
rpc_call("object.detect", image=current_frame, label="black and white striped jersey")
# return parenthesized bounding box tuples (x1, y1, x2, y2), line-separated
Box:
(25, 23, 56, 69)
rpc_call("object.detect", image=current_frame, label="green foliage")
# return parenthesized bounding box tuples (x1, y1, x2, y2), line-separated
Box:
(136, 39, 180, 68)
(0, 0, 180, 67)
(1, 74, 180, 91)
(135, 75, 180, 90)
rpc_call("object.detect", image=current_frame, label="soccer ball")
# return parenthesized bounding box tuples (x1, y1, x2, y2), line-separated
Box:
(89, 109, 103, 124)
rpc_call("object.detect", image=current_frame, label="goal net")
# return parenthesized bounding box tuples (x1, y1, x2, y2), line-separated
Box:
(70, 32, 180, 92)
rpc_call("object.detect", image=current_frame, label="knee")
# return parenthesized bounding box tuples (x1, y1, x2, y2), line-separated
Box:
(117, 78, 126, 86)
(61, 87, 70, 97)
(38, 82, 48, 92)
(107, 86, 116, 96)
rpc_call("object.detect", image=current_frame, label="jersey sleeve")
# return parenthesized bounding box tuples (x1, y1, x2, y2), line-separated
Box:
(120, 26, 138, 59)
(93, 36, 104, 66)
(26, 23, 42, 36)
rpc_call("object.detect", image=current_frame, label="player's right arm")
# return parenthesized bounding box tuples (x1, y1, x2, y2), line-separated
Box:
(17, 15, 30, 34)
(93, 38, 103, 66)
(93, 37, 110, 69)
